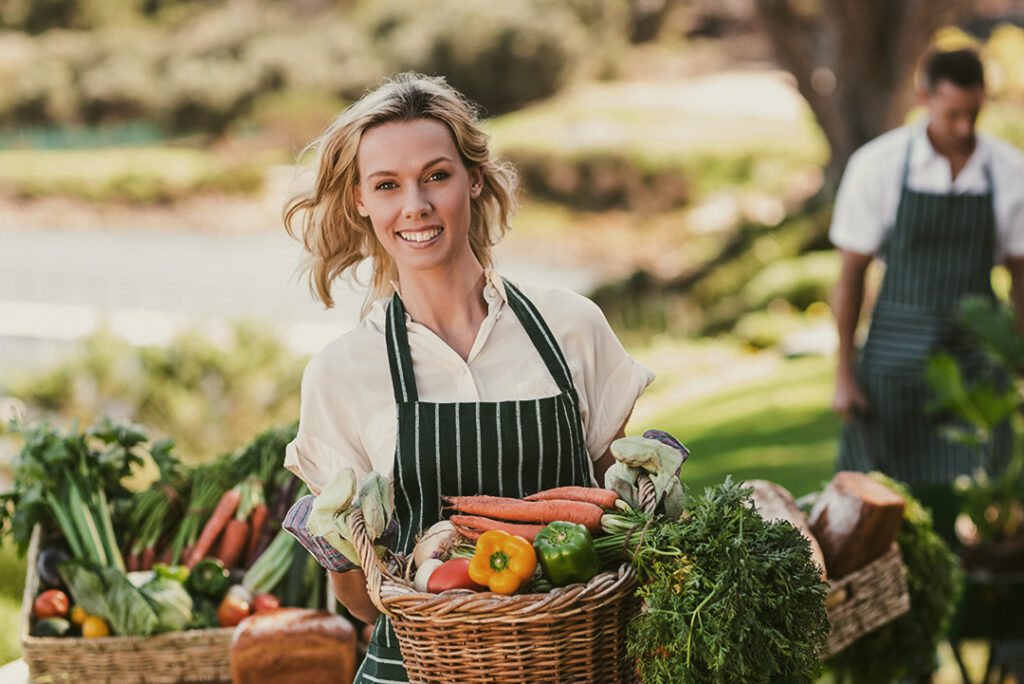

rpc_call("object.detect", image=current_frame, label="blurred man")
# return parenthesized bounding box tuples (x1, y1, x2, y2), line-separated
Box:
(830, 48, 1024, 536)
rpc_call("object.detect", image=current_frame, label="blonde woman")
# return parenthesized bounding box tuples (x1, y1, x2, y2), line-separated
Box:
(282, 73, 655, 683)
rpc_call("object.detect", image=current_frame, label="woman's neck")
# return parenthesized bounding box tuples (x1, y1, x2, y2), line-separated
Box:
(396, 261, 489, 361)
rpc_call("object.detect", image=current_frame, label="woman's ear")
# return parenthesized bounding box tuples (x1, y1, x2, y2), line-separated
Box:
(354, 187, 370, 217)
(469, 168, 483, 199)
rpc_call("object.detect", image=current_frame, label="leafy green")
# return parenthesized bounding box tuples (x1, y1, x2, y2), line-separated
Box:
(139, 576, 193, 633)
(825, 474, 962, 683)
(625, 477, 830, 683)
(0, 417, 145, 569)
(58, 559, 161, 636)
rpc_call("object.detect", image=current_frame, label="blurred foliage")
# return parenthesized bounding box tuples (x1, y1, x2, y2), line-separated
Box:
(739, 251, 838, 313)
(3, 325, 306, 464)
(0, 147, 267, 202)
(0, 0, 648, 134)
(926, 296, 1024, 546)
(508, 147, 690, 212)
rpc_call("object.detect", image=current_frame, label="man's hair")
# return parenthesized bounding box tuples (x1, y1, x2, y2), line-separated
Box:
(922, 48, 985, 92)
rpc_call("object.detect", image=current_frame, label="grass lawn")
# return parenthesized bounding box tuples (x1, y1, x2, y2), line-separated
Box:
(631, 350, 840, 499)
(0, 538, 27, 665)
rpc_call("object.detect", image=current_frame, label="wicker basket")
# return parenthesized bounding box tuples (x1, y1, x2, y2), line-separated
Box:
(19, 526, 233, 683)
(823, 543, 911, 655)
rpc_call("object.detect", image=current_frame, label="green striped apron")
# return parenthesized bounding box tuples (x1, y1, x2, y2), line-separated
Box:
(838, 142, 1011, 494)
(356, 279, 594, 683)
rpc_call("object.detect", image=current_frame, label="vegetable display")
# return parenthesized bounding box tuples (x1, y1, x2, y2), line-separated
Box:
(2, 417, 328, 642)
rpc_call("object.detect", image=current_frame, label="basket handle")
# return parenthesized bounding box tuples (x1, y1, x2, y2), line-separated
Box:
(637, 473, 658, 515)
(349, 509, 395, 619)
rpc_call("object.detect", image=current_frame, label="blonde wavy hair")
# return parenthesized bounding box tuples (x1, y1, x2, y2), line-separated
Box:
(284, 73, 519, 316)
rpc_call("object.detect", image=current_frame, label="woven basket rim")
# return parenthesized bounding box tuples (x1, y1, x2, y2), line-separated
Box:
(19, 524, 234, 681)
(823, 542, 911, 655)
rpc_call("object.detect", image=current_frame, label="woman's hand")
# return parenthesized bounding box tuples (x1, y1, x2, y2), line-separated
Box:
(833, 369, 869, 422)
(330, 569, 381, 625)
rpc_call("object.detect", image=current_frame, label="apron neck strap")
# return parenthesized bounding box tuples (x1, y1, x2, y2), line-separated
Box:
(384, 279, 579, 403)
(385, 293, 418, 404)
(502, 278, 576, 393)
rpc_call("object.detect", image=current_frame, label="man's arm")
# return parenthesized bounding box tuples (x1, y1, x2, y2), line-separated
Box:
(1007, 256, 1024, 335)
(832, 249, 873, 421)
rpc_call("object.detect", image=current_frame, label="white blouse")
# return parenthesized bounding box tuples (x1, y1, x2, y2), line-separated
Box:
(284, 270, 655, 495)
(829, 118, 1024, 262)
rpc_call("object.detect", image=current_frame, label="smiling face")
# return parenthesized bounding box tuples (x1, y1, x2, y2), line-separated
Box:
(922, 79, 985, 156)
(354, 118, 483, 280)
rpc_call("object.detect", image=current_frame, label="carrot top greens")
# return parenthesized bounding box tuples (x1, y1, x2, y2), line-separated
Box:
(619, 477, 830, 684)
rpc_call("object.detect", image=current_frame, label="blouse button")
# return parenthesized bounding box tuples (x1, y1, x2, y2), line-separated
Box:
(458, 366, 468, 376)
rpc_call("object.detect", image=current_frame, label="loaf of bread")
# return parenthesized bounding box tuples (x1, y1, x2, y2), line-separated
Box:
(230, 608, 357, 684)
(744, 479, 827, 579)
(808, 471, 905, 579)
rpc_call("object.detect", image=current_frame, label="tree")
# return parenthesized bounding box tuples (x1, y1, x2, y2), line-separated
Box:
(754, 0, 970, 194)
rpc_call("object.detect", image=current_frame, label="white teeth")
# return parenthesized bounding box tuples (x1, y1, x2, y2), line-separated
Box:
(399, 227, 442, 242)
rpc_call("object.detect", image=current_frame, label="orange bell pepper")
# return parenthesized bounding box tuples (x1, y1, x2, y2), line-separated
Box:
(468, 529, 537, 594)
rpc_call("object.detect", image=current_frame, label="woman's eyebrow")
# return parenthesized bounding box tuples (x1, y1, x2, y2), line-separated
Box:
(365, 156, 454, 180)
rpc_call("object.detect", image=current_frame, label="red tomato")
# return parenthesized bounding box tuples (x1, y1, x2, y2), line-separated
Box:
(217, 595, 251, 628)
(251, 593, 280, 614)
(426, 558, 486, 593)
(34, 589, 70, 619)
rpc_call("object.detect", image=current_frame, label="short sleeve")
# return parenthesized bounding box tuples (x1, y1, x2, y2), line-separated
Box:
(829, 147, 888, 255)
(990, 137, 1024, 260)
(535, 289, 655, 462)
(284, 353, 374, 496)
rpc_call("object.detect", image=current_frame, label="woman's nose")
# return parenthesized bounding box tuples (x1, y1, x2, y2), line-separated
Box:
(402, 187, 431, 219)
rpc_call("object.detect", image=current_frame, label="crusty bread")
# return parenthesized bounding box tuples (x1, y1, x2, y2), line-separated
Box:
(230, 608, 357, 684)
(808, 471, 905, 579)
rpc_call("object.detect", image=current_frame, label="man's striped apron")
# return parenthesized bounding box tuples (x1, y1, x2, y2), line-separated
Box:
(838, 142, 1011, 538)
(356, 279, 594, 683)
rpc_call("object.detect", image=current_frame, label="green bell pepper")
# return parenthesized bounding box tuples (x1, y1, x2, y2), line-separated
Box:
(153, 563, 190, 585)
(185, 558, 230, 599)
(533, 520, 602, 587)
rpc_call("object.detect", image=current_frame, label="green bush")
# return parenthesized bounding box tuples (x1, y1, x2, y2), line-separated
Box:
(740, 250, 839, 312)
(4, 325, 305, 464)
(508, 147, 690, 212)
(376, 0, 586, 116)
(0, 147, 264, 202)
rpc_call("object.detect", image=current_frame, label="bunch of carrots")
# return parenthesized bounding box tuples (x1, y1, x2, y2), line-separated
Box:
(443, 486, 620, 542)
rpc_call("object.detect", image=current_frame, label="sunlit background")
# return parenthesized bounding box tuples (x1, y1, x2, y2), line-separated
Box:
(1, 0, 1023, 678)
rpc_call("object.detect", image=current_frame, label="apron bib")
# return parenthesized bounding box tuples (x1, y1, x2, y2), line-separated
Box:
(838, 143, 1011, 485)
(356, 279, 593, 683)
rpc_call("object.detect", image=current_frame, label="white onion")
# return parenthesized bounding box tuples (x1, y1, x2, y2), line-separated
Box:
(413, 558, 444, 592)
(412, 520, 457, 568)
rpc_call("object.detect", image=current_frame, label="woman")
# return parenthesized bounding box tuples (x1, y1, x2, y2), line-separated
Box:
(282, 73, 654, 683)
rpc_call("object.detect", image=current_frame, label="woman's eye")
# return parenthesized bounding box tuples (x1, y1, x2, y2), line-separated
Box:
(428, 170, 450, 182)
(374, 181, 397, 191)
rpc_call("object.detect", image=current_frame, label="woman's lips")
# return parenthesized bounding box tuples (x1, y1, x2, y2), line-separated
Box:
(397, 226, 443, 243)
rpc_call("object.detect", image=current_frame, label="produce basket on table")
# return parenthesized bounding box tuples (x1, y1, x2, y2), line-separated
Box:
(347, 478, 663, 684)
(20, 525, 234, 683)
(823, 543, 910, 654)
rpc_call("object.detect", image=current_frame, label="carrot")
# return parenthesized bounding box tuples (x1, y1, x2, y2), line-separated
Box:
(217, 518, 250, 570)
(141, 545, 157, 571)
(185, 486, 242, 569)
(156, 543, 174, 566)
(441, 495, 604, 533)
(524, 486, 619, 509)
(245, 503, 269, 565)
(126, 547, 140, 572)
(449, 515, 546, 542)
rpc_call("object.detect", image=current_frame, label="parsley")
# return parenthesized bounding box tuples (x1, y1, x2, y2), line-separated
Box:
(624, 477, 830, 684)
